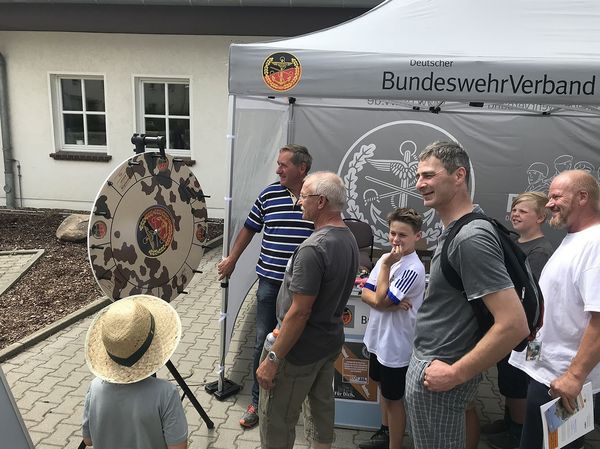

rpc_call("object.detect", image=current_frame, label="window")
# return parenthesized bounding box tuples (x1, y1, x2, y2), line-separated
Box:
(136, 79, 191, 154)
(51, 76, 107, 151)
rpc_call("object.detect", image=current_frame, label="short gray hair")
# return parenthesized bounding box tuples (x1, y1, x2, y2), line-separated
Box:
(305, 171, 346, 211)
(419, 141, 470, 185)
(280, 144, 312, 173)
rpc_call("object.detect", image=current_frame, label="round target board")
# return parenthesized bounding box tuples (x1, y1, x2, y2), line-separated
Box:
(88, 152, 208, 302)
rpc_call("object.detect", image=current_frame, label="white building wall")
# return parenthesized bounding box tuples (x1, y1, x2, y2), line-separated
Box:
(0, 31, 264, 218)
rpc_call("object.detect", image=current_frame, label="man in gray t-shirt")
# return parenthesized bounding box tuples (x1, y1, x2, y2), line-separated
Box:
(405, 142, 529, 449)
(256, 172, 359, 449)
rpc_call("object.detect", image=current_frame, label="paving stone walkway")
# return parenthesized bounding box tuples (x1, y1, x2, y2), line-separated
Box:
(1, 246, 599, 449)
(0, 249, 44, 296)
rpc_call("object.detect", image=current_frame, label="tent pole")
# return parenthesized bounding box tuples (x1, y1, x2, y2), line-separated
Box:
(205, 94, 241, 400)
(287, 97, 296, 144)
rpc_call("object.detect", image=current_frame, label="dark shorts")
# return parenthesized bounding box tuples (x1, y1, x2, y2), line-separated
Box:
(497, 353, 528, 398)
(368, 352, 408, 401)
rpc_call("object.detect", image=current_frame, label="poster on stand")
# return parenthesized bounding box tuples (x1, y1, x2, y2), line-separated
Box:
(334, 341, 378, 403)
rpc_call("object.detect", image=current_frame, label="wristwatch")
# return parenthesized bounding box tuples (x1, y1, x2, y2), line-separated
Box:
(267, 350, 280, 364)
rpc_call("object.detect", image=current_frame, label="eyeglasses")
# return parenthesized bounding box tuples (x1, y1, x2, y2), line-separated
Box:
(295, 193, 323, 207)
(299, 193, 321, 200)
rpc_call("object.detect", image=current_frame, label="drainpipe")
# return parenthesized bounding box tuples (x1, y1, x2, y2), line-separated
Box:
(0, 53, 16, 209)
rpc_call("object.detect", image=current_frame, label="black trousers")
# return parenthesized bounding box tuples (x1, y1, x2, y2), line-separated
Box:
(520, 378, 586, 449)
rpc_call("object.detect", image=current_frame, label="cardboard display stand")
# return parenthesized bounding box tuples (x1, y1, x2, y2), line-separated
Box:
(334, 293, 382, 430)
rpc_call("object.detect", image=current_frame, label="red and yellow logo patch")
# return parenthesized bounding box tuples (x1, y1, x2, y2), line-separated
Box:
(195, 223, 206, 242)
(136, 206, 174, 257)
(91, 220, 107, 239)
(262, 52, 302, 92)
(342, 307, 353, 326)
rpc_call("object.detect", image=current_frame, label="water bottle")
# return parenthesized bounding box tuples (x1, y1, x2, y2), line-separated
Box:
(264, 328, 280, 352)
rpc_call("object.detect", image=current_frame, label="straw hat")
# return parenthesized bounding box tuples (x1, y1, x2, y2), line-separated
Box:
(85, 294, 181, 384)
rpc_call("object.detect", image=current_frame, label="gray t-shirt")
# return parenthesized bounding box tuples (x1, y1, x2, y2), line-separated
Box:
(276, 225, 359, 365)
(517, 236, 554, 281)
(413, 211, 514, 362)
(82, 376, 188, 449)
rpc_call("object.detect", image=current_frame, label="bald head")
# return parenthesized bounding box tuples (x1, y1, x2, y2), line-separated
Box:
(553, 170, 599, 213)
(547, 170, 600, 232)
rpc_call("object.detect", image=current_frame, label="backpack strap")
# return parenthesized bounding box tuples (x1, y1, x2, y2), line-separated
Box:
(440, 212, 499, 337)
(440, 212, 491, 293)
(440, 212, 533, 343)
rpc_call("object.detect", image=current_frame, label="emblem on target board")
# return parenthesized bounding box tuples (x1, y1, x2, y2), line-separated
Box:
(156, 157, 169, 172)
(91, 221, 107, 239)
(262, 52, 302, 92)
(338, 120, 473, 248)
(195, 223, 206, 242)
(137, 206, 175, 257)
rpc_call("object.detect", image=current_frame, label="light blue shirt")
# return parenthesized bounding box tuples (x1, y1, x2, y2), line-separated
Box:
(83, 376, 187, 449)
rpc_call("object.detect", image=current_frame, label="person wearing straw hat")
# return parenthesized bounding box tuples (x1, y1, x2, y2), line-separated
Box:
(81, 294, 188, 449)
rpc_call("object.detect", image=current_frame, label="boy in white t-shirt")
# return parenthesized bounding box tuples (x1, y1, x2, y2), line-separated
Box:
(359, 208, 426, 449)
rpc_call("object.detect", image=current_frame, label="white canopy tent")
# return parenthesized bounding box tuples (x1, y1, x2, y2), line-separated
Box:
(211, 0, 600, 399)
(230, 0, 600, 105)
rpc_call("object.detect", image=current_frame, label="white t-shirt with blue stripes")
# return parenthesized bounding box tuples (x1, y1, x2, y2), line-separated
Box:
(363, 251, 426, 368)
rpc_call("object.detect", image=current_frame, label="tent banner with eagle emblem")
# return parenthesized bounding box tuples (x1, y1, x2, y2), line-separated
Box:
(291, 100, 599, 249)
(221, 96, 599, 366)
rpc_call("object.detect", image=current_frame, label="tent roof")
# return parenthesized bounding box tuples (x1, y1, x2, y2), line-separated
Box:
(229, 0, 600, 104)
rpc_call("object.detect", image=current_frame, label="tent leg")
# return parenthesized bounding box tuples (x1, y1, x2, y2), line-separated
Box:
(204, 281, 241, 400)
(287, 96, 296, 144)
(205, 94, 241, 401)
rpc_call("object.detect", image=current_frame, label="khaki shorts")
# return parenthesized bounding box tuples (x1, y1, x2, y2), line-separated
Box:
(258, 350, 339, 449)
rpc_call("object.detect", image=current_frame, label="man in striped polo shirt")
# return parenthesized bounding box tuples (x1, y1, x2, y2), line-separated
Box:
(218, 144, 314, 429)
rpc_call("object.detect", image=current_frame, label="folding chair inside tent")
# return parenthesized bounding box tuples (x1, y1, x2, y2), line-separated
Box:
(343, 218, 374, 270)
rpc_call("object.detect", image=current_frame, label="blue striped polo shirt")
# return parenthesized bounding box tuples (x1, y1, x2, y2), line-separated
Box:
(244, 182, 314, 282)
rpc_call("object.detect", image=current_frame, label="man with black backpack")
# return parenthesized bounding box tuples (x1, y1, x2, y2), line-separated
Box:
(404, 141, 529, 449)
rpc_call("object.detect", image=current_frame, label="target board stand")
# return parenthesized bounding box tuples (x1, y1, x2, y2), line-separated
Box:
(87, 135, 214, 429)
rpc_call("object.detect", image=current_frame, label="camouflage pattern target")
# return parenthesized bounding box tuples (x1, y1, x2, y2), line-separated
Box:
(88, 153, 208, 302)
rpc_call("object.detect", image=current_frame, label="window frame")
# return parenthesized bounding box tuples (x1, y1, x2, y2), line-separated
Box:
(49, 73, 109, 153)
(134, 76, 192, 157)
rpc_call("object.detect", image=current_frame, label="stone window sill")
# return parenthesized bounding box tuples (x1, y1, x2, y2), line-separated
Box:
(50, 152, 112, 162)
(49, 152, 195, 166)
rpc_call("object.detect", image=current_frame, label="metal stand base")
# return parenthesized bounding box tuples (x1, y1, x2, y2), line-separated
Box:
(204, 377, 242, 401)
(166, 361, 214, 429)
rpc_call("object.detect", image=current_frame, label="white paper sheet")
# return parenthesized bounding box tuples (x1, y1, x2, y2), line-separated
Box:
(541, 382, 594, 449)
